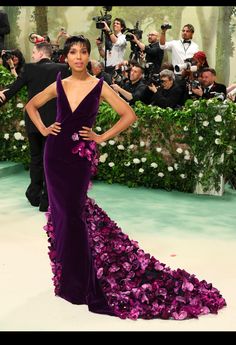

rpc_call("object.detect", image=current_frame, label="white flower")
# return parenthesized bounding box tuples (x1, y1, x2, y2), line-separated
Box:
(14, 132, 22, 140)
(214, 115, 222, 122)
(96, 126, 102, 132)
(226, 146, 233, 154)
(174, 163, 179, 170)
(156, 147, 162, 152)
(184, 150, 190, 155)
(20, 135, 24, 140)
(150, 162, 158, 168)
(16, 102, 24, 108)
(129, 144, 134, 149)
(108, 162, 115, 167)
(19, 120, 25, 126)
(215, 138, 221, 145)
(140, 141, 145, 147)
(4, 133, 9, 140)
(184, 155, 190, 160)
(117, 144, 125, 150)
(176, 148, 183, 154)
(203, 121, 209, 127)
(124, 162, 131, 167)
(167, 166, 173, 171)
(194, 156, 198, 164)
(108, 140, 115, 145)
(193, 100, 199, 107)
(198, 173, 203, 178)
(141, 157, 146, 163)
(21, 145, 27, 150)
(139, 168, 144, 173)
(183, 126, 188, 131)
(198, 136, 203, 141)
(99, 153, 108, 163)
(100, 141, 107, 147)
(133, 158, 141, 164)
(158, 172, 164, 177)
(13, 145, 17, 149)
(215, 130, 222, 136)
(180, 174, 186, 179)
(207, 98, 214, 104)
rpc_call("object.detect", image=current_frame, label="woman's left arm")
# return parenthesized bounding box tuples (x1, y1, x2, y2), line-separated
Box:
(79, 81, 137, 143)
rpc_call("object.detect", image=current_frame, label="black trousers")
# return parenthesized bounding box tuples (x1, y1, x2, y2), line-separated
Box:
(26, 132, 48, 206)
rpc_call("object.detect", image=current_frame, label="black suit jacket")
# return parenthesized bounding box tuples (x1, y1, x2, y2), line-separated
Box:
(0, 10, 10, 51)
(202, 82, 227, 100)
(2, 58, 70, 133)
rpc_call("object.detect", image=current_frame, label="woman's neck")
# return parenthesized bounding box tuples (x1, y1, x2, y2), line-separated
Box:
(71, 71, 91, 81)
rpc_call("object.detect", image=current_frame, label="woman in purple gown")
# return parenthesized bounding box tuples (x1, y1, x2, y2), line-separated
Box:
(25, 35, 226, 320)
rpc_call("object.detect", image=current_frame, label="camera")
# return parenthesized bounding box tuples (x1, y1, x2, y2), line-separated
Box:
(161, 23, 172, 30)
(112, 68, 129, 87)
(1, 50, 13, 61)
(51, 48, 65, 63)
(175, 58, 198, 73)
(92, 6, 112, 30)
(149, 73, 162, 87)
(210, 92, 225, 101)
(125, 21, 143, 42)
(190, 80, 201, 89)
(143, 63, 162, 86)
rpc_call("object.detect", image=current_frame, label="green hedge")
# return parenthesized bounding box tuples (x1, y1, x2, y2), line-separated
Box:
(0, 65, 235, 193)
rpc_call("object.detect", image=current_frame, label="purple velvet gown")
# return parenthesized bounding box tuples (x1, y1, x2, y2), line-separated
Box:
(43, 72, 226, 320)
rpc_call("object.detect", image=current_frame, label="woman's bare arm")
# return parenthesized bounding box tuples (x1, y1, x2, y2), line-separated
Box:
(79, 81, 137, 143)
(25, 82, 61, 136)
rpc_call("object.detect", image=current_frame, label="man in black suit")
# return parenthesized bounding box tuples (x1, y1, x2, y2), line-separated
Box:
(0, 8, 10, 52)
(191, 67, 227, 100)
(0, 42, 70, 211)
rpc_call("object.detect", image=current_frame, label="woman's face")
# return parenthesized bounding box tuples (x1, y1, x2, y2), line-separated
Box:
(67, 43, 89, 72)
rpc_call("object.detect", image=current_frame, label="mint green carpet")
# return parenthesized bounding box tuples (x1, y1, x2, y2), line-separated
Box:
(0, 168, 236, 331)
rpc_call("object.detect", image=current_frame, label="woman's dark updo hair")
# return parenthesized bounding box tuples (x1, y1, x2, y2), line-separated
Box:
(63, 35, 91, 56)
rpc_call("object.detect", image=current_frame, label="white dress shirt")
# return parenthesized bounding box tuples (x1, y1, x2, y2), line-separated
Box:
(106, 32, 127, 67)
(159, 39, 199, 70)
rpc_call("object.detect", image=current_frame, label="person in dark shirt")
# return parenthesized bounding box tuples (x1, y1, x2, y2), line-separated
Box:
(110, 62, 148, 105)
(132, 30, 164, 74)
(90, 59, 112, 85)
(0, 42, 70, 212)
(0, 9, 10, 52)
(148, 69, 184, 108)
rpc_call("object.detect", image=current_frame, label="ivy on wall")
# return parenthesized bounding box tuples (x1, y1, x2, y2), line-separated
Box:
(0, 65, 235, 193)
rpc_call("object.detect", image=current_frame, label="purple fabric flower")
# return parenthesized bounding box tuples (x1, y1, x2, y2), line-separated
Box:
(43, 150, 227, 320)
(71, 135, 99, 176)
(71, 133, 80, 141)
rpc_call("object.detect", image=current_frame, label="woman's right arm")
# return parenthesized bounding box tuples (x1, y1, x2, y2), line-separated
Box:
(25, 82, 61, 136)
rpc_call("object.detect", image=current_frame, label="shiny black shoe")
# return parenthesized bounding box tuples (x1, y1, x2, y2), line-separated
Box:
(25, 191, 40, 207)
(39, 201, 49, 212)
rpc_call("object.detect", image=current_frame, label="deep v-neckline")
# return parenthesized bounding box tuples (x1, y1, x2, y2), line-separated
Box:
(59, 76, 102, 114)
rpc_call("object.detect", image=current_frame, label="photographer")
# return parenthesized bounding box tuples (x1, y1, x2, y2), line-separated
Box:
(90, 59, 112, 85)
(1, 48, 25, 77)
(111, 62, 149, 105)
(132, 30, 164, 74)
(0, 42, 70, 212)
(191, 67, 226, 100)
(148, 69, 184, 108)
(160, 24, 199, 73)
(96, 17, 127, 75)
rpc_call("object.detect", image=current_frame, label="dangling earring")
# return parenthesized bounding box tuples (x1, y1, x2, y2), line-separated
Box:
(65, 58, 68, 63)
(64, 58, 70, 71)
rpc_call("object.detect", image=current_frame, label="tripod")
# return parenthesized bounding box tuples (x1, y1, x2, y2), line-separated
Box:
(99, 30, 113, 71)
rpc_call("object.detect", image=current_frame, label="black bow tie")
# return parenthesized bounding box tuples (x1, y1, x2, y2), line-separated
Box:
(183, 40, 191, 44)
